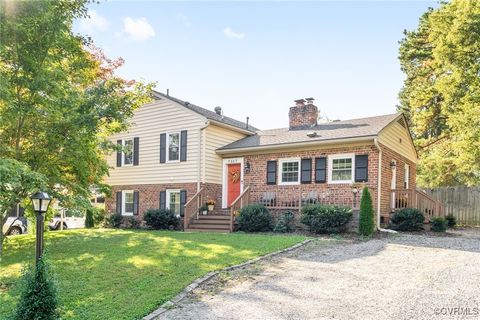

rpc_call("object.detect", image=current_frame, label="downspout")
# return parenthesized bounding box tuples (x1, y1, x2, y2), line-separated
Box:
(197, 121, 210, 191)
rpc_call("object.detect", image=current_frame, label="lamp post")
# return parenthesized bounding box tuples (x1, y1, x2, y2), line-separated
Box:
(30, 191, 52, 264)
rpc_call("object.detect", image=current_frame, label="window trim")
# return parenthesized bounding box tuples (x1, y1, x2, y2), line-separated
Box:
(122, 190, 134, 216)
(278, 158, 301, 186)
(166, 189, 181, 217)
(327, 153, 355, 184)
(166, 132, 181, 163)
(122, 138, 134, 167)
(404, 164, 410, 189)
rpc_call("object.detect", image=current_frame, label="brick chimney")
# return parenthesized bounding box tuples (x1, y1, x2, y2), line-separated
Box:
(289, 98, 318, 130)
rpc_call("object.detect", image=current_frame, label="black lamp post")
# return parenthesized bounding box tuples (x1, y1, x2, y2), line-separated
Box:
(30, 191, 52, 264)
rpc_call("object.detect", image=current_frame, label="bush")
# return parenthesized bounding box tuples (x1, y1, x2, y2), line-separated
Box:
(358, 187, 375, 236)
(106, 213, 123, 228)
(237, 204, 273, 232)
(445, 214, 457, 228)
(11, 256, 59, 320)
(143, 209, 179, 230)
(300, 204, 352, 234)
(125, 217, 141, 229)
(92, 208, 106, 227)
(273, 211, 295, 233)
(431, 217, 447, 232)
(389, 208, 424, 231)
(85, 208, 95, 228)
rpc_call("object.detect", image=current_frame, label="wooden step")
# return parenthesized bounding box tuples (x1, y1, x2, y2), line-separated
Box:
(185, 228, 230, 233)
(197, 215, 230, 220)
(188, 223, 230, 230)
(191, 219, 230, 225)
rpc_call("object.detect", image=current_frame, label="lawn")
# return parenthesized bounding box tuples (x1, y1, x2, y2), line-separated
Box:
(0, 229, 306, 319)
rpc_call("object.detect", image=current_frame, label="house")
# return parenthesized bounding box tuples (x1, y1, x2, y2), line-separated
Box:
(105, 93, 443, 232)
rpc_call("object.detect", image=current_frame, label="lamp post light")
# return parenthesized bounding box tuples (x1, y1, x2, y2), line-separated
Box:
(352, 188, 359, 208)
(30, 191, 52, 264)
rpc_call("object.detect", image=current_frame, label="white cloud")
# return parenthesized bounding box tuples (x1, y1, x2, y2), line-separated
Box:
(79, 10, 109, 33)
(123, 17, 155, 41)
(223, 27, 246, 40)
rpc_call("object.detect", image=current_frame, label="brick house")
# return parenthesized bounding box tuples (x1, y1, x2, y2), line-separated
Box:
(105, 92, 442, 232)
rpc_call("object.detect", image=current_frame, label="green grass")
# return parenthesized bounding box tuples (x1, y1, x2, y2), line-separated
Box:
(0, 229, 306, 319)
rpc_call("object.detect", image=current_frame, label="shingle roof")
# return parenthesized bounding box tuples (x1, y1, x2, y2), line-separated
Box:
(152, 91, 258, 132)
(218, 113, 401, 151)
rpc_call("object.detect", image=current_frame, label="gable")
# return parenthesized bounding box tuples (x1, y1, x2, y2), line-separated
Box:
(378, 115, 417, 163)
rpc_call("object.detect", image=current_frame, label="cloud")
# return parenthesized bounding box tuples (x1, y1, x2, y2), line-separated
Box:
(122, 17, 155, 41)
(223, 27, 246, 40)
(79, 10, 109, 33)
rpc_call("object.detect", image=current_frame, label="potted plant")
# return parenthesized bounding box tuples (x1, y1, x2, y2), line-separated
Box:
(206, 200, 215, 212)
(199, 205, 208, 215)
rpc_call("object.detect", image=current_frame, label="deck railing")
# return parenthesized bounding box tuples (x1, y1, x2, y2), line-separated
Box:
(184, 187, 206, 230)
(229, 186, 251, 232)
(391, 189, 444, 220)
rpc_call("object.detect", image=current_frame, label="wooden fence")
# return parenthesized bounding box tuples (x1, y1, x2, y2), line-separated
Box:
(425, 186, 480, 226)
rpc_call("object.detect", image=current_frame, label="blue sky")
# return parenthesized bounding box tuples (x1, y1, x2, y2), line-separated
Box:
(75, 1, 437, 129)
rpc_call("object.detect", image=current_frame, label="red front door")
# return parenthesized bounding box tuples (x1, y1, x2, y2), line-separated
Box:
(227, 163, 241, 207)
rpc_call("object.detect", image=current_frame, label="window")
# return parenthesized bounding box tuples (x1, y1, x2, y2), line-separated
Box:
(404, 164, 410, 189)
(122, 191, 134, 216)
(328, 154, 354, 184)
(122, 139, 134, 166)
(166, 190, 181, 216)
(167, 133, 180, 162)
(278, 158, 300, 185)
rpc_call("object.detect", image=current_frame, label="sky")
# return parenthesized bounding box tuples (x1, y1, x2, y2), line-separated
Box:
(74, 1, 438, 130)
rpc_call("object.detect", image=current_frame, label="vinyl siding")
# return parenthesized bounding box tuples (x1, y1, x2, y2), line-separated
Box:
(378, 118, 417, 163)
(105, 100, 206, 185)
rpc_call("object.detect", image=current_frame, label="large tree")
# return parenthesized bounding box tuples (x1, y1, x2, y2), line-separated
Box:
(398, 0, 480, 187)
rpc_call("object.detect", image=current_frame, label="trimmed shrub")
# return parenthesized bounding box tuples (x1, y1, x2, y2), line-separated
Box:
(300, 204, 352, 234)
(85, 208, 94, 228)
(92, 208, 106, 227)
(274, 211, 295, 233)
(125, 217, 141, 229)
(358, 187, 375, 236)
(445, 214, 457, 228)
(11, 256, 59, 320)
(389, 208, 424, 231)
(431, 217, 447, 232)
(237, 204, 273, 232)
(106, 213, 123, 228)
(143, 209, 180, 230)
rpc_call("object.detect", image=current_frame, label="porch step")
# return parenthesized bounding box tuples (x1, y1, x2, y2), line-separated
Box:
(185, 228, 230, 233)
(187, 223, 230, 230)
(197, 215, 230, 220)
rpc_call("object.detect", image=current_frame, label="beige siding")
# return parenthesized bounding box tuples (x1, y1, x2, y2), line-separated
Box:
(203, 124, 248, 184)
(378, 118, 417, 163)
(105, 99, 206, 185)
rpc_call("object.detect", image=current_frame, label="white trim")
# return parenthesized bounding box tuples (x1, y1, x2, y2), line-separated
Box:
(374, 138, 382, 229)
(404, 164, 410, 189)
(166, 132, 181, 163)
(278, 157, 301, 186)
(122, 190, 134, 216)
(222, 158, 244, 208)
(166, 189, 181, 217)
(122, 138, 134, 167)
(391, 160, 397, 208)
(327, 153, 355, 184)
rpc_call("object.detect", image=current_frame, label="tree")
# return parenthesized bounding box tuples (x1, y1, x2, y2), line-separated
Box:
(398, 0, 480, 187)
(358, 187, 374, 236)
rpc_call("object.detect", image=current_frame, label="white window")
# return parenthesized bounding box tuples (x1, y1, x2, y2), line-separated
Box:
(404, 164, 410, 189)
(278, 158, 300, 185)
(122, 139, 134, 166)
(328, 154, 355, 184)
(166, 189, 181, 216)
(167, 133, 180, 162)
(122, 191, 134, 216)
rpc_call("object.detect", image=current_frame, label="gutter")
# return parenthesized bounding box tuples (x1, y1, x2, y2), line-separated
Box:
(208, 119, 257, 136)
(198, 120, 210, 191)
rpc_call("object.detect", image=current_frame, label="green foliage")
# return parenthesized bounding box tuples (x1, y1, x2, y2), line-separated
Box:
(237, 204, 273, 232)
(106, 213, 123, 228)
(398, 0, 480, 187)
(85, 209, 94, 228)
(390, 208, 425, 231)
(125, 217, 141, 229)
(300, 204, 352, 234)
(143, 209, 179, 230)
(11, 257, 59, 320)
(445, 214, 457, 228)
(273, 211, 295, 233)
(358, 187, 375, 236)
(431, 217, 447, 232)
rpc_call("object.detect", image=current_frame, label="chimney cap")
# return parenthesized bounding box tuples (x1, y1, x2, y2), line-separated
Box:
(294, 99, 306, 104)
(305, 97, 314, 103)
(214, 106, 222, 115)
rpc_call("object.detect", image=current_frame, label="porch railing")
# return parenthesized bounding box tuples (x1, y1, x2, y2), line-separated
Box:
(391, 189, 444, 220)
(229, 186, 251, 232)
(184, 187, 206, 230)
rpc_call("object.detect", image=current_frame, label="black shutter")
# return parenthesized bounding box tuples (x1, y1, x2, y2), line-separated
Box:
(159, 191, 166, 210)
(133, 137, 139, 166)
(116, 140, 122, 167)
(266, 161, 277, 185)
(315, 157, 327, 183)
(355, 155, 368, 182)
(116, 191, 122, 215)
(180, 190, 187, 217)
(133, 191, 139, 215)
(160, 134, 166, 163)
(180, 130, 187, 162)
(301, 159, 312, 184)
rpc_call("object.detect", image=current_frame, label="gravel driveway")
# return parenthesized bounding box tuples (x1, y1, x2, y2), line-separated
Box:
(161, 229, 480, 320)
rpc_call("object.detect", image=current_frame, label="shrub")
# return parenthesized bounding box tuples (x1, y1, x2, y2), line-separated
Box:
(106, 213, 123, 228)
(445, 214, 457, 228)
(237, 204, 273, 232)
(273, 211, 295, 233)
(358, 187, 375, 236)
(300, 204, 352, 234)
(85, 208, 95, 228)
(125, 217, 141, 229)
(431, 217, 447, 232)
(92, 208, 106, 227)
(11, 256, 59, 320)
(389, 208, 424, 231)
(143, 209, 180, 230)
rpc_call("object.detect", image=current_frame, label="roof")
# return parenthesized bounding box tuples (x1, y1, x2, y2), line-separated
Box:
(152, 91, 258, 133)
(218, 113, 402, 151)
